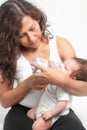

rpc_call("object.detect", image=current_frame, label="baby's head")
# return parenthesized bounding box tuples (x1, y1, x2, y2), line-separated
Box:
(59, 57, 87, 81)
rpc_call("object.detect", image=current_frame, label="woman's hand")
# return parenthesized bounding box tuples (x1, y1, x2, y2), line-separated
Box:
(28, 74, 48, 90)
(31, 60, 87, 96)
(30, 60, 66, 86)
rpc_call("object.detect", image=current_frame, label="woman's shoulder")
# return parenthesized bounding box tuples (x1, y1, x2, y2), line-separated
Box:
(56, 35, 74, 50)
(56, 35, 70, 45)
(56, 36, 69, 53)
(56, 35, 75, 60)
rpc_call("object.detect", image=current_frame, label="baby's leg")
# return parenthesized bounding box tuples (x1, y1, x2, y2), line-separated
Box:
(27, 107, 37, 120)
(32, 116, 52, 130)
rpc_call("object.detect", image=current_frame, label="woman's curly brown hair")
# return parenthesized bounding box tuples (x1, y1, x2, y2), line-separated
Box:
(0, 0, 53, 84)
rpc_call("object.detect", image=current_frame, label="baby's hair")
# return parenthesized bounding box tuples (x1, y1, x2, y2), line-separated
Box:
(71, 57, 87, 81)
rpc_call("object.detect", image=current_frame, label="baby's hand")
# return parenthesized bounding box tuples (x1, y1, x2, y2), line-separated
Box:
(41, 110, 52, 120)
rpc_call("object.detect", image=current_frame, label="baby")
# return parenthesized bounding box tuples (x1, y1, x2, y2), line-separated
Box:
(27, 57, 87, 130)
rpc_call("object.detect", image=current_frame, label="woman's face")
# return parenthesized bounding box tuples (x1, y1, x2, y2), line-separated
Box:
(18, 15, 42, 49)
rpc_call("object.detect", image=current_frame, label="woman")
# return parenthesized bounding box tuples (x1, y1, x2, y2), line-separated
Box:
(0, 0, 86, 130)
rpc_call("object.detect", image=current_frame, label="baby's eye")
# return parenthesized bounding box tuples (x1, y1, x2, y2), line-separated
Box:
(64, 66, 68, 70)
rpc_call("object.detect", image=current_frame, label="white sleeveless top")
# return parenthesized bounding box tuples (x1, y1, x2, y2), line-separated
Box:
(15, 36, 62, 108)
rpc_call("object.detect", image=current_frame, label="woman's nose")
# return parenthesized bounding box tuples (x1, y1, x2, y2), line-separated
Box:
(27, 32, 34, 41)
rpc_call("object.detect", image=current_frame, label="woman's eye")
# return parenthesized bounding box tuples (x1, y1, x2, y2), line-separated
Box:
(30, 27, 35, 31)
(18, 34, 25, 39)
(30, 23, 37, 31)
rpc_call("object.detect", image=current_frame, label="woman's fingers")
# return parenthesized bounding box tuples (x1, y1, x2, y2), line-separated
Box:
(48, 60, 56, 68)
(32, 74, 49, 84)
(30, 62, 47, 72)
(30, 60, 57, 72)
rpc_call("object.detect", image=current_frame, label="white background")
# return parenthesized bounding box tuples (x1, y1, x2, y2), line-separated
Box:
(0, 0, 87, 129)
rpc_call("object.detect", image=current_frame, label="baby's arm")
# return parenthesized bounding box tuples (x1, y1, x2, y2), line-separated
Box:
(41, 100, 68, 120)
(27, 106, 37, 120)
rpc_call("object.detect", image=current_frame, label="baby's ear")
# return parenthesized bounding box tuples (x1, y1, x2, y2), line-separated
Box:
(70, 76, 77, 80)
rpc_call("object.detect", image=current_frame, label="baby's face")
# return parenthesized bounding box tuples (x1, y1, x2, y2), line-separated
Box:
(58, 59, 79, 76)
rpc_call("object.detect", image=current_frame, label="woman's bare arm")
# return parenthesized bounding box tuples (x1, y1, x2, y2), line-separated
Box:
(30, 61, 87, 96)
(30, 37, 87, 96)
(0, 76, 45, 108)
(0, 78, 32, 108)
